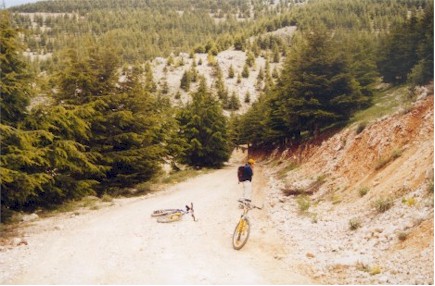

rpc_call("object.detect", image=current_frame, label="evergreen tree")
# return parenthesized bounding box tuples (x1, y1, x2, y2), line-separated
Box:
(55, 44, 164, 194)
(238, 94, 275, 148)
(1, 15, 101, 217)
(270, 28, 366, 141)
(144, 62, 157, 92)
(237, 73, 242, 84)
(180, 70, 192, 91)
(244, 91, 251, 103)
(226, 91, 241, 111)
(228, 113, 242, 146)
(0, 11, 31, 126)
(246, 51, 255, 68)
(102, 66, 164, 189)
(176, 77, 231, 167)
(241, 63, 250, 78)
(408, 4, 434, 86)
(228, 64, 235, 78)
(377, 12, 427, 84)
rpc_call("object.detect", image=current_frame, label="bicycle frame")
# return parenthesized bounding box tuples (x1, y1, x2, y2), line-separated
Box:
(152, 203, 196, 223)
(232, 201, 253, 250)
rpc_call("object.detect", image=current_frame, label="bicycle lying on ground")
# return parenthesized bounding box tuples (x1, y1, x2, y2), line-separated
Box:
(151, 202, 196, 223)
(232, 200, 262, 250)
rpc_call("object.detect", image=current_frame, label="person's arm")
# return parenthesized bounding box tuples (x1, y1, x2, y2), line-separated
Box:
(246, 166, 253, 181)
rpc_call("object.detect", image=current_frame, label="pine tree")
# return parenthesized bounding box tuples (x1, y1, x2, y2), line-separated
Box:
(271, 28, 366, 140)
(228, 64, 235, 78)
(242, 63, 250, 78)
(1, 15, 102, 216)
(408, 4, 434, 86)
(180, 70, 192, 91)
(176, 77, 231, 167)
(0, 11, 31, 126)
(246, 51, 255, 68)
(144, 62, 157, 92)
(244, 91, 251, 103)
(55, 44, 164, 194)
(226, 91, 241, 111)
(377, 14, 422, 84)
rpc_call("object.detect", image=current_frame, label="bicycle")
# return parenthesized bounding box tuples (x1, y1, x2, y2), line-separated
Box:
(232, 200, 262, 250)
(151, 202, 196, 223)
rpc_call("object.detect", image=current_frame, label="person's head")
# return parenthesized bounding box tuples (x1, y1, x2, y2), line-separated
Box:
(248, 158, 255, 166)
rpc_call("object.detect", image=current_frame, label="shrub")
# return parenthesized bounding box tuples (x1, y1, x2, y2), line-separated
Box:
(101, 194, 113, 203)
(297, 196, 310, 212)
(402, 197, 416, 207)
(332, 194, 342, 204)
(375, 149, 402, 170)
(277, 162, 298, 179)
(397, 231, 409, 241)
(370, 265, 381, 275)
(428, 179, 434, 193)
(373, 197, 394, 213)
(358, 187, 370, 197)
(349, 218, 361, 230)
(356, 122, 367, 134)
(310, 212, 318, 223)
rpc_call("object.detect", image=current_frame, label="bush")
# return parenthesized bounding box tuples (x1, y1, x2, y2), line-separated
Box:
(397, 231, 409, 241)
(358, 187, 370, 197)
(375, 149, 402, 170)
(401, 197, 416, 207)
(101, 194, 113, 203)
(428, 179, 434, 193)
(369, 265, 381, 276)
(373, 197, 394, 213)
(349, 218, 361, 230)
(296, 196, 310, 212)
(356, 122, 367, 134)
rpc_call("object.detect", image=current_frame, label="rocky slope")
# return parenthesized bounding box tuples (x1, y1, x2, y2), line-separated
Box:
(260, 84, 434, 284)
(150, 26, 295, 114)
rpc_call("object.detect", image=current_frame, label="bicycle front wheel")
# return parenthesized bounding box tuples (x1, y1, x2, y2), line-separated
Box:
(232, 217, 250, 250)
(157, 212, 183, 223)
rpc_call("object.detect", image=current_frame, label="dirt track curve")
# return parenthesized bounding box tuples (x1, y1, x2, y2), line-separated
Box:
(1, 158, 313, 284)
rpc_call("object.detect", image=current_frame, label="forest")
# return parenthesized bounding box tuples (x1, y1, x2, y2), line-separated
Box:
(1, 0, 433, 221)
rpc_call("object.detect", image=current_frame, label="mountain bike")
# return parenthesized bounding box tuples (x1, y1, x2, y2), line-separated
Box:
(232, 200, 262, 250)
(151, 202, 196, 223)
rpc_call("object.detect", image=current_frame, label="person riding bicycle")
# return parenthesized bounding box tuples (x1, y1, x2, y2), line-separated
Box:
(239, 159, 255, 203)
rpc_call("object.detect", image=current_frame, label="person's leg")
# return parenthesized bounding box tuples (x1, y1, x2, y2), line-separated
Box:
(242, 181, 252, 201)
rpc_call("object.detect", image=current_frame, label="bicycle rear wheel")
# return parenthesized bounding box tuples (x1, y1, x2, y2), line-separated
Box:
(232, 217, 250, 250)
(157, 212, 183, 223)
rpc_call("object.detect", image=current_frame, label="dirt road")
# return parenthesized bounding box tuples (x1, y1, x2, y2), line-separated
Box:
(1, 159, 313, 284)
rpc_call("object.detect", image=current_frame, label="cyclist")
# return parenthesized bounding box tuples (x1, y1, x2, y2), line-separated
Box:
(239, 158, 255, 203)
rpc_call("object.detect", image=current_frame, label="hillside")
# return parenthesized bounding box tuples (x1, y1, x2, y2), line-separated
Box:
(260, 83, 434, 284)
(151, 26, 296, 114)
